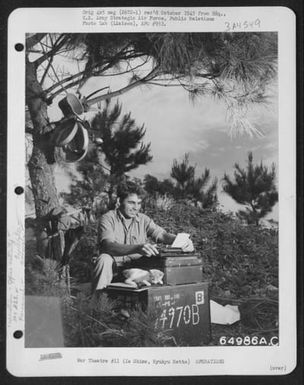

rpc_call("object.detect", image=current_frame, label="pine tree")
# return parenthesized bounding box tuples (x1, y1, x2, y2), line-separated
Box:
(61, 146, 110, 218)
(25, 32, 277, 255)
(62, 101, 152, 211)
(188, 169, 218, 209)
(222, 152, 278, 225)
(158, 179, 175, 197)
(91, 100, 152, 178)
(87, 100, 152, 204)
(171, 154, 218, 208)
(144, 174, 175, 197)
(144, 175, 160, 197)
(171, 154, 195, 196)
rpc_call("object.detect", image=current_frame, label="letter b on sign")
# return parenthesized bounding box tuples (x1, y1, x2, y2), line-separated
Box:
(195, 291, 204, 305)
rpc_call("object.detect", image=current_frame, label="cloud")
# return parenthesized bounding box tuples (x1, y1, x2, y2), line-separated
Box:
(55, 65, 278, 218)
(120, 87, 231, 174)
(123, 85, 278, 189)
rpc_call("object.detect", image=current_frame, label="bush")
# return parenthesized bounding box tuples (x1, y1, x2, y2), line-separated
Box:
(68, 201, 278, 298)
(68, 224, 98, 283)
(25, 201, 278, 346)
(26, 201, 278, 300)
(144, 202, 278, 298)
(63, 293, 175, 347)
(69, 201, 278, 299)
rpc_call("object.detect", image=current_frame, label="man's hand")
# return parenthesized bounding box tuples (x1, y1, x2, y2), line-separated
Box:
(181, 238, 194, 252)
(137, 243, 159, 257)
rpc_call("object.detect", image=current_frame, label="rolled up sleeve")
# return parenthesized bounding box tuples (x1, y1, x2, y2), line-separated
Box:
(98, 215, 115, 247)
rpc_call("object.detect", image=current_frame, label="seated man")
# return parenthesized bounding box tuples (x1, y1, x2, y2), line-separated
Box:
(92, 181, 194, 293)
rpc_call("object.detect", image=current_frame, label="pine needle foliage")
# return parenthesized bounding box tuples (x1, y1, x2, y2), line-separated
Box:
(144, 174, 175, 197)
(91, 100, 152, 177)
(32, 32, 278, 136)
(64, 293, 175, 347)
(61, 146, 110, 216)
(187, 168, 218, 209)
(171, 154, 195, 191)
(171, 153, 218, 208)
(222, 152, 278, 225)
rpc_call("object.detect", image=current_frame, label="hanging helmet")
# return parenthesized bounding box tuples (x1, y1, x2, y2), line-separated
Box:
(51, 118, 78, 147)
(61, 122, 89, 163)
(58, 93, 84, 118)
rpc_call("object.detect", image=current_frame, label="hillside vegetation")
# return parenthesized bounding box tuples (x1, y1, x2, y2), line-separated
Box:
(25, 202, 278, 346)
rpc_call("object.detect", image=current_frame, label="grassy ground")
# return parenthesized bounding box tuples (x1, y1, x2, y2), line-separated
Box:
(25, 202, 278, 347)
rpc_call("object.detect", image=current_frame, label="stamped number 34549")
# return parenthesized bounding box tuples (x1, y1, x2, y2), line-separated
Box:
(225, 19, 261, 32)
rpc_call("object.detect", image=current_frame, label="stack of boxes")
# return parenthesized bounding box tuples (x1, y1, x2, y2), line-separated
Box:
(138, 249, 203, 285)
(106, 249, 211, 346)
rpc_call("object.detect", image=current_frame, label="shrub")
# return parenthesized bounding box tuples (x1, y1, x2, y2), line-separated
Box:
(144, 202, 278, 298)
(26, 202, 278, 299)
(67, 224, 97, 283)
(25, 201, 278, 346)
(63, 293, 175, 347)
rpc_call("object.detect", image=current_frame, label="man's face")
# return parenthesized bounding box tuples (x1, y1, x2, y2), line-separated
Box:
(119, 193, 142, 219)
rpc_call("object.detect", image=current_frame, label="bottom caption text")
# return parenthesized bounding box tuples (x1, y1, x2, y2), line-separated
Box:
(76, 358, 225, 365)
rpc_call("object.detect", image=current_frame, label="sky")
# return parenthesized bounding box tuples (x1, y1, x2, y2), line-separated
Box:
(48, 38, 279, 221)
(122, 84, 278, 220)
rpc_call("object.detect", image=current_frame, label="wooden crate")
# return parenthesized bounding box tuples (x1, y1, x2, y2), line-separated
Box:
(162, 265, 203, 285)
(106, 282, 211, 346)
(130, 254, 203, 285)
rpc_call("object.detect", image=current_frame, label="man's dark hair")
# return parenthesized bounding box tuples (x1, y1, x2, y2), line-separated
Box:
(116, 181, 145, 202)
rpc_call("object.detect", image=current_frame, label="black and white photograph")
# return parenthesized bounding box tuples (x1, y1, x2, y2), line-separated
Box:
(7, 6, 296, 376)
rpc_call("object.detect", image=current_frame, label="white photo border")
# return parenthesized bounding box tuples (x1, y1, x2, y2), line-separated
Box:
(7, 6, 296, 377)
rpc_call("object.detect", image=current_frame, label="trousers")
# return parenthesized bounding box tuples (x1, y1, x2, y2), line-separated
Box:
(92, 253, 142, 291)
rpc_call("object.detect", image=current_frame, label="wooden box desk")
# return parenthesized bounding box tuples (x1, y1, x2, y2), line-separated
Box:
(106, 282, 211, 346)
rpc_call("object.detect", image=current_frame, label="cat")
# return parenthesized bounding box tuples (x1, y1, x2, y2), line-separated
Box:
(122, 268, 164, 288)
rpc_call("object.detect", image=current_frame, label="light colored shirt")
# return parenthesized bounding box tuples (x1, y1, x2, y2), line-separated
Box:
(98, 209, 166, 251)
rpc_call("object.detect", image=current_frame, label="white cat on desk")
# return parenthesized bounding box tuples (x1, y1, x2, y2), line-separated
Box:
(122, 268, 164, 288)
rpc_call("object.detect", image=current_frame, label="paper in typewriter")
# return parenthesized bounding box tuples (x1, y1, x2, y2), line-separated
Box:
(171, 233, 190, 248)
(7, 6, 296, 377)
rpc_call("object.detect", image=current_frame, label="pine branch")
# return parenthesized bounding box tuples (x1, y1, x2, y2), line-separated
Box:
(86, 68, 160, 107)
(44, 70, 86, 96)
(34, 35, 70, 68)
(45, 58, 152, 102)
(39, 56, 54, 86)
(144, 81, 186, 88)
(26, 33, 47, 50)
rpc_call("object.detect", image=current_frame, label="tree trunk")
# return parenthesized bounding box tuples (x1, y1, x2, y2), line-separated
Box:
(28, 146, 59, 218)
(26, 59, 60, 257)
